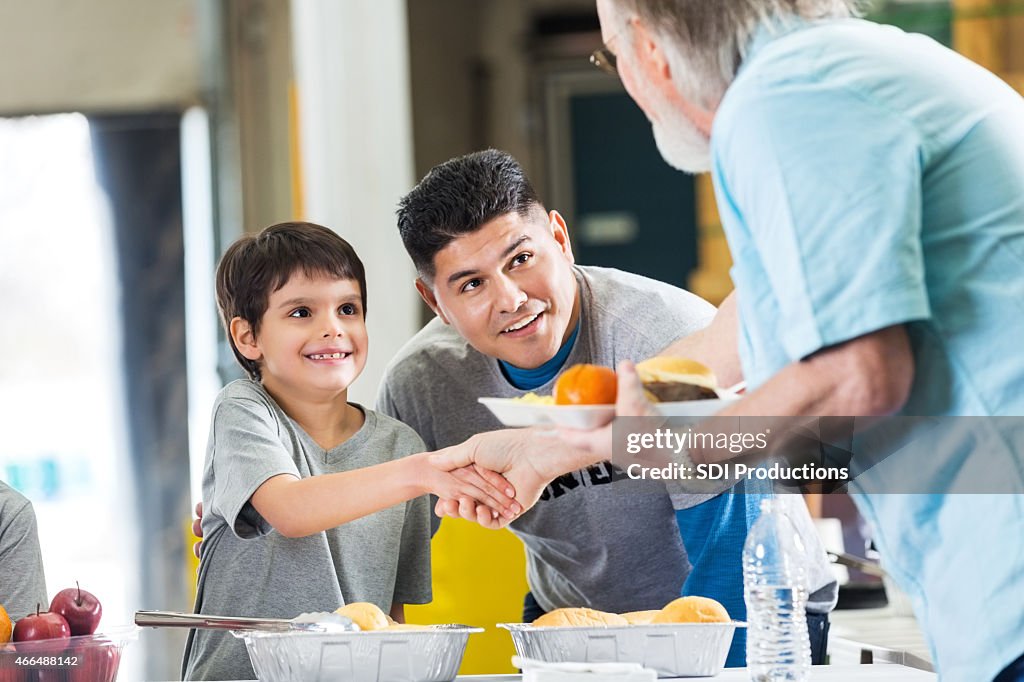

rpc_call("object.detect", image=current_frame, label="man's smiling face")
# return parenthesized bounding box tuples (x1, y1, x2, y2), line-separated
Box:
(417, 209, 581, 369)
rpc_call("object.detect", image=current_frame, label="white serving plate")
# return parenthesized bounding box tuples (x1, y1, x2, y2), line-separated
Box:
(499, 621, 745, 678)
(478, 396, 738, 428)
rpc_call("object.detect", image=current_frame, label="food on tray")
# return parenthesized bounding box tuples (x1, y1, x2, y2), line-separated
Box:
(512, 392, 556, 405)
(532, 596, 729, 629)
(651, 596, 730, 624)
(620, 609, 659, 625)
(532, 607, 628, 627)
(635, 357, 719, 402)
(554, 364, 617, 405)
(334, 602, 390, 631)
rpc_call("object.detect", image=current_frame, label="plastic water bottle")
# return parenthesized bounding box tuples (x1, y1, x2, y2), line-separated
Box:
(743, 498, 811, 681)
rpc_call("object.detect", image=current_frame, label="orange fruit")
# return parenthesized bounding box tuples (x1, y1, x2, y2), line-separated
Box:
(554, 364, 617, 405)
(0, 604, 11, 644)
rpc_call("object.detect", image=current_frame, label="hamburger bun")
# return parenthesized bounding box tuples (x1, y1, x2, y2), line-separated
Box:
(651, 596, 730, 624)
(620, 609, 659, 625)
(554, 364, 618, 405)
(335, 602, 390, 631)
(635, 357, 718, 402)
(532, 607, 628, 628)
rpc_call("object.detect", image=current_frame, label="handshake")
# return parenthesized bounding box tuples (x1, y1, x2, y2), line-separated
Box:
(191, 359, 686, 556)
(428, 358, 711, 528)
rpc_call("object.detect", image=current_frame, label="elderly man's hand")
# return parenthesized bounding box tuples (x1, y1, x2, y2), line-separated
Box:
(429, 427, 588, 528)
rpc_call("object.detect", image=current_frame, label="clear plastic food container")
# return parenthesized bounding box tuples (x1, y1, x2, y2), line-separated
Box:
(0, 625, 137, 682)
(499, 621, 744, 678)
(233, 624, 483, 682)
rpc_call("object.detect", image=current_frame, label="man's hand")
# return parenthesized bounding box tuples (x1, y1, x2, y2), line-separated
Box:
(192, 501, 204, 559)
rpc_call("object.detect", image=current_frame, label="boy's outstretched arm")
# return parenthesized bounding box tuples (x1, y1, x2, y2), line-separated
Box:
(250, 452, 520, 538)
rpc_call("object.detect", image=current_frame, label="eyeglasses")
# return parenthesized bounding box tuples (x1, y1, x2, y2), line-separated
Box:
(589, 46, 617, 76)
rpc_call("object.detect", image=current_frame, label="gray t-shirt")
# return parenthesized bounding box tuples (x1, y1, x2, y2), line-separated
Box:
(0, 482, 48, 620)
(377, 266, 717, 613)
(183, 380, 431, 681)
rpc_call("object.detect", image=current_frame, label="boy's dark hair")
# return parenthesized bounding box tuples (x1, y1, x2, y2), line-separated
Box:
(215, 221, 367, 381)
(397, 149, 546, 281)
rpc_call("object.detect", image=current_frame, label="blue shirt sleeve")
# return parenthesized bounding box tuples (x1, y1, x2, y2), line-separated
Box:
(713, 72, 933, 361)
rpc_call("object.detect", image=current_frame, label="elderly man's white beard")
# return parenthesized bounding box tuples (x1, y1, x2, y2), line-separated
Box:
(650, 105, 712, 174)
(637, 75, 712, 173)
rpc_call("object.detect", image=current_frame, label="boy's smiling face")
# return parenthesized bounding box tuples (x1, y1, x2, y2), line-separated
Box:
(231, 272, 368, 401)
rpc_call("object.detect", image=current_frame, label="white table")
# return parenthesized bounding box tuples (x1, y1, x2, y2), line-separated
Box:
(701, 664, 935, 680)
(195, 666, 935, 682)
(455, 665, 936, 681)
(828, 607, 933, 671)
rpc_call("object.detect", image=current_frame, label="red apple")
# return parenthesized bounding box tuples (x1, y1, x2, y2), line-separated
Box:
(12, 607, 69, 643)
(67, 643, 121, 682)
(48, 585, 101, 637)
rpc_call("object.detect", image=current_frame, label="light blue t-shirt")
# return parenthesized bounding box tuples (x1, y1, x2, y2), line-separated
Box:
(711, 18, 1024, 681)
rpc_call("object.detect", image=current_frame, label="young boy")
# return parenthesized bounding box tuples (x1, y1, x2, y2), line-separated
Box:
(182, 222, 519, 681)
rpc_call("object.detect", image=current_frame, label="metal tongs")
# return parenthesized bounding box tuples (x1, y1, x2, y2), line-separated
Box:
(134, 609, 358, 633)
(826, 550, 887, 578)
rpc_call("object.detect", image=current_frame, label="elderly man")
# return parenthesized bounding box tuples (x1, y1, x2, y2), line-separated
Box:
(434, 1, 1024, 680)
(381, 149, 835, 664)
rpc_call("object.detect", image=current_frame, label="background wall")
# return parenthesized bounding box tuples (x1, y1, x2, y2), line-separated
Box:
(0, 0, 200, 115)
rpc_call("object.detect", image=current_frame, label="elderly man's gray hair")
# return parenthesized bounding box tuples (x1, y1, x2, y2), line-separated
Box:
(608, 0, 864, 108)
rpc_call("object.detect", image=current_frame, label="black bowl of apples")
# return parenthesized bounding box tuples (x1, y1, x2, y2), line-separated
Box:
(0, 584, 136, 682)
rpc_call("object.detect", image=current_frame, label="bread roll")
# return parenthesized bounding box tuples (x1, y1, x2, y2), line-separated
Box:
(335, 602, 390, 631)
(620, 610, 659, 625)
(635, 357, 718, 402)
(652, 596, 730, 624)
(532, 607, 628, 627)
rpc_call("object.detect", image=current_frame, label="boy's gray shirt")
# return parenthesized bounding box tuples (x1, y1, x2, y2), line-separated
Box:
(0, 482, 48, 620)
(377, 266, 717, 613)
(183, 380, 431, 681)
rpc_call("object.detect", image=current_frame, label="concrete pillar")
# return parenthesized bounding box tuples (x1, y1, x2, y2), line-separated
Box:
(290, 0, 419, 405)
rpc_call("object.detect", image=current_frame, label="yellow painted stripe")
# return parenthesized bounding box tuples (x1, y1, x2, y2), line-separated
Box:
(289, 81, 305, 219)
